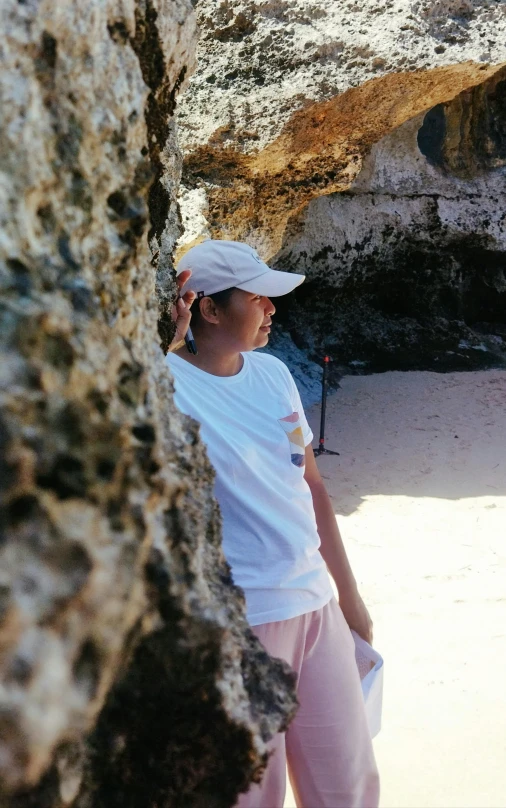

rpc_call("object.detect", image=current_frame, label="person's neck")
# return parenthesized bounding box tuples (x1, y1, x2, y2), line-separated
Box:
(174, 333, 244, 377)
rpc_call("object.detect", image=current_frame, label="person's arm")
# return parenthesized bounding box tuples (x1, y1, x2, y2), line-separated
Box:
(304, 444, 373, 643)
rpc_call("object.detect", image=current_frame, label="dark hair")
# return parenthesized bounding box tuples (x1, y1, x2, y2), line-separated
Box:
(190, 287, 236, 329)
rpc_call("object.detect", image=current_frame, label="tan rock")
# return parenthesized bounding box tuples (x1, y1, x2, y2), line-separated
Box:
(182, 61, 506, 259)
(0, 1, 297, 804)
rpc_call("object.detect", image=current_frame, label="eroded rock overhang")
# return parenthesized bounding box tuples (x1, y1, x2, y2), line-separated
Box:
(180, 61, 506, 371)
(182, 61, 506, 258)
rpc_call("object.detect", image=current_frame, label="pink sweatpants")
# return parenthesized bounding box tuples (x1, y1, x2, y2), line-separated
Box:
(236, 598, 380, 808)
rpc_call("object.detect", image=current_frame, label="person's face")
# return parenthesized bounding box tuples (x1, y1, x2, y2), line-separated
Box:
(216, 289, 276, 351)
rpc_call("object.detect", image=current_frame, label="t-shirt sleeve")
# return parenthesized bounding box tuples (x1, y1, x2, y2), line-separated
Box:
(286, 370, 314, 447)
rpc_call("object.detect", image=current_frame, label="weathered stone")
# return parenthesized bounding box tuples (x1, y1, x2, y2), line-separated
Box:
(271, 68, 506, 371)
(0, 1, 297, 805)
(178, 0, 506, 155)
(181, 62, 506, 258)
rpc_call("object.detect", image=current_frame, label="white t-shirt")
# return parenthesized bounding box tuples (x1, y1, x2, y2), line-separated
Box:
(165, 350, 333, 625)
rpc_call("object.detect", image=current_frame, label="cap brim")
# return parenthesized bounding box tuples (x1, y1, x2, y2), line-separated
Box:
(236, 268, 305, 297)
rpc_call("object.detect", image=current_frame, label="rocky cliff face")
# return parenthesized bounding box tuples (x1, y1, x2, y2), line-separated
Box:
(0, 2, 296, 806)
(178, 0, 506, 372)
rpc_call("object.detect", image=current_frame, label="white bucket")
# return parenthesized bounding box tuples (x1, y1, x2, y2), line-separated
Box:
(351, 630, 384, 739)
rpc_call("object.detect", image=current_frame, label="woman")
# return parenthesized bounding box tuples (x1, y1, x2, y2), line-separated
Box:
(166, 239, 379, 808)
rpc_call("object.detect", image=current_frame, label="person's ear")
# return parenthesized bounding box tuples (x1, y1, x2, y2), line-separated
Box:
(199, 296, 220, 325)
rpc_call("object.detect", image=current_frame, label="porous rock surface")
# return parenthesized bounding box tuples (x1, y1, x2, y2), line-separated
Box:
(0, 2, 297, 806)
(178, 0, 506, 371)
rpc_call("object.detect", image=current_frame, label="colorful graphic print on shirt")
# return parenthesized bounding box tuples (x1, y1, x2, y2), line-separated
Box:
(278, 411, 306, 467)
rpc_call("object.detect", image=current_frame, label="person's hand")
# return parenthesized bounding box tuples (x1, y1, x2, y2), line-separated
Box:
(339, 588, 373, 645)
(168, 269, 196, 352)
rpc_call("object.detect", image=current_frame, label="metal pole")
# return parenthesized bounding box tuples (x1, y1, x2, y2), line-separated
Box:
(318, 355, 329, 450)
(314, 356, 339, 457)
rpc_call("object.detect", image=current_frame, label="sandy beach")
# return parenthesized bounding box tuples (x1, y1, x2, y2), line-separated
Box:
(285, 369, 506, 808)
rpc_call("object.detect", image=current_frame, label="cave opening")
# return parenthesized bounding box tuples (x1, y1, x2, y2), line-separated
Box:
(272, 238, 506, 373)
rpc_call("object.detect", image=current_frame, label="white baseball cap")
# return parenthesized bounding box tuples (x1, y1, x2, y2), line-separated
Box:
(176, 239, 305, 298)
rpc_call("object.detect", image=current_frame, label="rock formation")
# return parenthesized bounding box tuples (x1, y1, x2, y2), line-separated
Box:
(0, 2, 296, 806)
(178, 0, 506, 371)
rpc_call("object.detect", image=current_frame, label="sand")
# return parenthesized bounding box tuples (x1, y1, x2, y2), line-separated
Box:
(284, 369, 506, 808)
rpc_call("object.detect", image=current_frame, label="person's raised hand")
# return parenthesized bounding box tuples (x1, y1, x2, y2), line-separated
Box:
(168, 269, 196, 352)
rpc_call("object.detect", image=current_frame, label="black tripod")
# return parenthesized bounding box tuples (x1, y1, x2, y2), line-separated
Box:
(313, 356, 340, 457)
